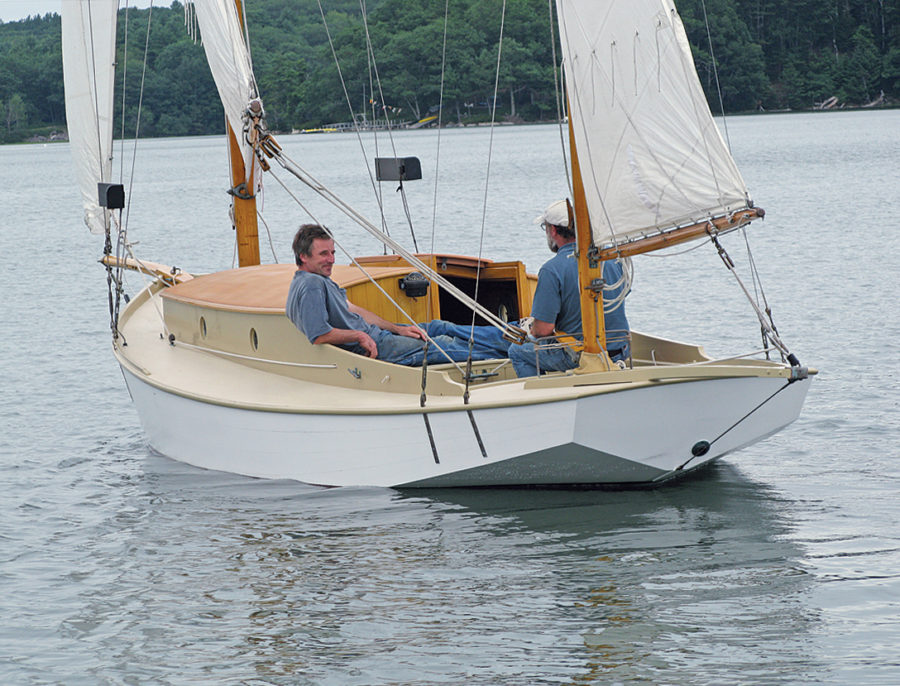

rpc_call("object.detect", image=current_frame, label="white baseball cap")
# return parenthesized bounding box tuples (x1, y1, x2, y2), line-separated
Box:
(534, 199, 570, 228)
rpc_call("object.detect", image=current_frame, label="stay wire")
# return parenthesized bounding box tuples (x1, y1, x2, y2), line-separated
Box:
(316, 0, 393, 243)
(699, 0, 731, 149)
(358, 0, 419, 252)
(464, 0, 508, 402)
(265, 146, 515, 335)
(675, 379, 793, 471)
(361, 0, 390, 249)
(548, 0, 572, 196)
(263, 162, 469, 375)
(430, 0, 451, 257)
(85, 0, 116, 337)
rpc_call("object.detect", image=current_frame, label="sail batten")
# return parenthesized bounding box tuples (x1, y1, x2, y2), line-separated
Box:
(556, 0, 751, 249)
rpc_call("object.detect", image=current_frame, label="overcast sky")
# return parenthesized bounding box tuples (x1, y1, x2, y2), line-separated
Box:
(0, 1, 156, 23)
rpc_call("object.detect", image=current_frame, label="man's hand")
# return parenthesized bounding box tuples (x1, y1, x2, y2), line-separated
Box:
(394, 324, 426, 340)
(356, 331, 378, 357)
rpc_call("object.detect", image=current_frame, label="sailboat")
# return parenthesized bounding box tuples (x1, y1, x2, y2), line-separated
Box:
(63, 0, 814, 488)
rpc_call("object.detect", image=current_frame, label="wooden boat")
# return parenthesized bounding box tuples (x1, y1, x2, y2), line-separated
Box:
(63, 0, 814, 487)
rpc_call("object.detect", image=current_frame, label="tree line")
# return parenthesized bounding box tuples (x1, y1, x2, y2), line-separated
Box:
(1, 0, 897, 143)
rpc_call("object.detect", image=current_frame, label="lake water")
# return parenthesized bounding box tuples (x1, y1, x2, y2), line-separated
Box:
(2, 109, 899, 684)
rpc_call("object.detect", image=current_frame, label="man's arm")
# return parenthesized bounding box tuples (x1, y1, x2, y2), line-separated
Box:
(347, 302, 425, 340)
(313, 327, 378, 358)
(530, 319, 556, 339)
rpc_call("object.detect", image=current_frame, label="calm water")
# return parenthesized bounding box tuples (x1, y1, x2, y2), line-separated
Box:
(2, 110, 899, 684)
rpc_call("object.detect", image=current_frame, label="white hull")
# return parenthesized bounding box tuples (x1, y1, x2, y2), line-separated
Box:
(121, 363, 810, 488)
(106, 268, 813, 488)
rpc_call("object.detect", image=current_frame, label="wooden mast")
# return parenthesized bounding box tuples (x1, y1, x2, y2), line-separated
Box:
(229, 0, 260, 267)
(567, 109, 606, 357)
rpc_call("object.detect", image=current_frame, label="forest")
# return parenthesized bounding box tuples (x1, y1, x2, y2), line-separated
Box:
(1, 0, 898, 143)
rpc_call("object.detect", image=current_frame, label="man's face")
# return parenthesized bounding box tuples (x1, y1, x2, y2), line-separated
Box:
(545, 224, 560, 253)
(300, 237, 336, 277)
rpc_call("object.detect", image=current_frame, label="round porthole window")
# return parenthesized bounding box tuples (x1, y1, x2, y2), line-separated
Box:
(199, 316, 207, 339)
(250, 328, 259, 351)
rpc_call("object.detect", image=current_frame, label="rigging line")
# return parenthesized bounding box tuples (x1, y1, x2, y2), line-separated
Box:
(257, 210, 279, 263)
(699, 0, 731, 151)
(316, 0, 394, 243)
(84, 1, 115, 335)
(467, 0, 508, 347)
(711, 235, 793, 360)
(264, 165, 469, 374)
(119, 241, 170, 336)
(268, 149, 516, 335)
(357, 0, 419, 252)
(741, 226, 777, 359)
(124, 1, 154, 236)
(119, 2, 130, 182)
(362, 18, 389, 250)
(675, 379, 793, 471)
(360, 0, 390, 248)
(430, 0, 451, 256)
(548, 0, 572, 197)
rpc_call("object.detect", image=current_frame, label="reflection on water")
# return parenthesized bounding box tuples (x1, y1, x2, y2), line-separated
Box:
(37, 457, 819, 685)
(400, 465, 820, 683)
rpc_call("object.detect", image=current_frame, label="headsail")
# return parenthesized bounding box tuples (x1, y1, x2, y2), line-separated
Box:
(62, 0, 117, 235)
(556, 0, 752, 250)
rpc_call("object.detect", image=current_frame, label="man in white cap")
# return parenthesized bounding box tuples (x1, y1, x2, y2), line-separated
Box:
(508, 199, 630, 377)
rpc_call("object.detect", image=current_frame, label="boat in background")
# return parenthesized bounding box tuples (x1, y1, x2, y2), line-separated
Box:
(63, 0, 813, 488)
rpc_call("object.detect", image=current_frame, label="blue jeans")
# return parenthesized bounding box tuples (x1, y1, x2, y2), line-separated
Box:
(509, 338, 630, 377)
(509, 340, 579, 377)
(372, 320, 511, 367)
(420, 320, 512, 358)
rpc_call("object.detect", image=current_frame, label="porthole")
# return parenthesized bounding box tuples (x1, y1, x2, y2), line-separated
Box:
(250, 327, 259, 351)
(199, 316, 207, 339)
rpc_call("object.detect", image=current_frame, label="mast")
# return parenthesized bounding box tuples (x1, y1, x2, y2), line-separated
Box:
(229, 124, 260, 267)
(567, 110, 606, 357)
(228, 0, 260, 267)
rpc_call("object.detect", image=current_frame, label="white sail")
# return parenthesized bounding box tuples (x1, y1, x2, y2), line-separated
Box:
(189, 0, 259, 178)
(62, 0, 117, 235)
(556, 0, 752, 248)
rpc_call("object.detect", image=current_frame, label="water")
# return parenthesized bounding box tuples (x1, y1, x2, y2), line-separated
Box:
(2, 109, 899, 684)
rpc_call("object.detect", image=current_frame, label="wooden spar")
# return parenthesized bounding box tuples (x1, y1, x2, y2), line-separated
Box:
(567, 108, 606, 355)
(229, 0, 260, 268)
(596, 208, 765, 260)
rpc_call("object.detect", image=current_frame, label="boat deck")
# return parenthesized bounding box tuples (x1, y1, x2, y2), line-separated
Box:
(160, 263, 413, 313)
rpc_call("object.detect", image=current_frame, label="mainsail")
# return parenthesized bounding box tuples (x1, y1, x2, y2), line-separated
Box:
(188, 0, 260, 180)
(61, 0, 117, 235)
(556, 0, 752, 249)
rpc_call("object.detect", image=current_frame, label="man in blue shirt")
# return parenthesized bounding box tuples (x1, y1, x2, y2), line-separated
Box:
(508, 200, 631, 377)
(285, 224, 510, 366)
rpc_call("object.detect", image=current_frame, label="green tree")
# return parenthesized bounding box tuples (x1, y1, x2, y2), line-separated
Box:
(836, 26, 883, 103)
(5, 93, 27, 132)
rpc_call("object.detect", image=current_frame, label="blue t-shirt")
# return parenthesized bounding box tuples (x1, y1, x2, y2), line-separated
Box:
(530, 242, 630, 351)
(531, 242, 583, 335)
(285, 270, 388, 354)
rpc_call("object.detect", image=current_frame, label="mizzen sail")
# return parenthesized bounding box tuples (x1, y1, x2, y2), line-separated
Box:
(556, 0, 752, 249)
(62, 0, 117, 235)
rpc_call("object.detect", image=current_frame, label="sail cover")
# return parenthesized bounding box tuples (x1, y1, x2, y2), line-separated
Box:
(62, 0, 117, 235)
(556, 0, 751, 248)
(189, 0, 259, 178)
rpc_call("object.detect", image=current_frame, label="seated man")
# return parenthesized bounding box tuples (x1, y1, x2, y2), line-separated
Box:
(508, 200, 631, 377)
(285, 224, 510, 367)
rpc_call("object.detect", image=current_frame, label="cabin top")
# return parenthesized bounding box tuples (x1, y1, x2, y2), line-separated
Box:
(160, 263, 415, 313)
